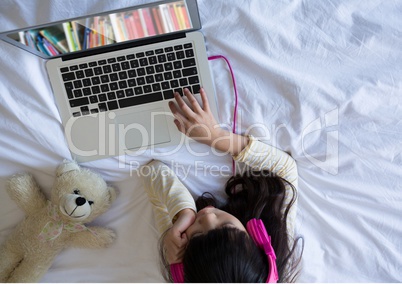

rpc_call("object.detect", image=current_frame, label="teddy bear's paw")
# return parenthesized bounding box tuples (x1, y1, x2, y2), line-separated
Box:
(6, 174, 46, 212)
(7, 173, 34, 193)
(91, 227, 116, 247)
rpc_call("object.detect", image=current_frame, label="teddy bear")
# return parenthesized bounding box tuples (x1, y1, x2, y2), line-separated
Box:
(0, 160, 117, 283)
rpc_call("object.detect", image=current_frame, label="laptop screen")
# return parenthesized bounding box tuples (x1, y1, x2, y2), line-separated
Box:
(1, 0, 200, 59)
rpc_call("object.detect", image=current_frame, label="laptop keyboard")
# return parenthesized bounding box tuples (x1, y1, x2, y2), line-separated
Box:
(60, 43, 200, 117)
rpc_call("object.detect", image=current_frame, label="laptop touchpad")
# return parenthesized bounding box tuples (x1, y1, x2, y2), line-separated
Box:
(114, 108, 171, 150)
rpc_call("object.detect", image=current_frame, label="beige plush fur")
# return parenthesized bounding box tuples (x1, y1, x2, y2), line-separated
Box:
(0, 160, 116, 282)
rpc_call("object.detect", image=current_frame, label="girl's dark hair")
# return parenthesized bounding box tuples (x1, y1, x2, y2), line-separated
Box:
(160, 169, 304, 282)
(183, 227, 268, 282)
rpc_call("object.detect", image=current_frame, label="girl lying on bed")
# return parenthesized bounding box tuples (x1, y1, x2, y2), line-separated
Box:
(141, 88, 303, 282)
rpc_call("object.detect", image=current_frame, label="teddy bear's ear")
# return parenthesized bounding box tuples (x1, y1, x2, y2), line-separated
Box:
(56, 160, 81, 177)
(108, 186, 117, 203)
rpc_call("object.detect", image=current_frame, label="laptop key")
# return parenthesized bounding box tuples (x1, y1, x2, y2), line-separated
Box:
(192, 84, 201, 94)
(170, 80, 179, 88)
(125, 88, 134, 97)
(137, 77, 146, 85)
(103, 65, 112, 73)
(173, 61, 182, 69)
(62, 72, 76, 82)
(81, 106, 90, 115)
(143, 85, 152, 93)
(188, 76, 200, 84)
(182, 67, 198, 76)
(64, 82, 74, 91)
(149, 56, 157, 64)
(107, 100, 119, 110)
(82, 78, 91, 86)
(183, 58, 196, 67)
(128, 79, 136, 87)
(173, 70, 181, 78)
(84, 69, 94, 77)
(155, 48, 164, 54)
(112, 63, 121, 72)
(98, 94, 107, 102)
(134, 87, 143, 95)
(98, 103, 107, 112)
(137, 68, 146, 76)
(152, 83, 161, 92)
(93, 67, 102, 75)
(118, 92, 163, 108)
(121, 61, 130, 70)
(110, 82, 119, 90)
(91, 86, 101, 94)
(185, 49, 194, 57)
(167, 53, 176, 61)
(116, 90, 125, 98)
(89, 95, 98, 103)
(179, 78, 188, 86)
(176, 51, 185, 59)
(158, 54, 167, 63)
(73, 89, 83, 97)
(69, 97, 89, 108)
(91, 77, 101, 85)
(163, 90, 174, 99)
(174, 88, 183, 96)
(139, 58, 148, 66)
(83, 88, 91, 96)
(73, 80, 82, 88)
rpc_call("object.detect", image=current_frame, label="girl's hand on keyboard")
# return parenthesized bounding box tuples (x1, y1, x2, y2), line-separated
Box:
(168, 88, 249, 156)
(169, 88, 223, 144)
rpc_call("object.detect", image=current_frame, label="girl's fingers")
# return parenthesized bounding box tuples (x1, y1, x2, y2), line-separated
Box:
(173, 118, 186, 134)
(184, 88, 202, 113)
(199, 87, 210, 112)
(168, 100, 188, 133)
(173, 92, 195, 118)
(168, 99, 187, 121)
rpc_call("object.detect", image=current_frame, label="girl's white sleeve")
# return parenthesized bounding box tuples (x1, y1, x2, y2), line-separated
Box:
(141, 160, 196, 234)
(232, 135, 298, 235)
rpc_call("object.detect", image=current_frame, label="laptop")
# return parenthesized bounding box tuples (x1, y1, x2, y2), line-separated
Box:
(0, 0, 218, 162)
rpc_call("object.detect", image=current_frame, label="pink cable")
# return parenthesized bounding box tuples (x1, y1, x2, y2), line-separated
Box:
(208, 55, 239, 173)
(208, 55, 238, 134)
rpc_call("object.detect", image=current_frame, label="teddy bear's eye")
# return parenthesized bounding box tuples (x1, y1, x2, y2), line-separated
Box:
(88, 201, 94, 205)
(73, 189, 80, 194)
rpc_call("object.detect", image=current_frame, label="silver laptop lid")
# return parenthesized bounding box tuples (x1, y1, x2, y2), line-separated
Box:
(0, 0, 201, 59)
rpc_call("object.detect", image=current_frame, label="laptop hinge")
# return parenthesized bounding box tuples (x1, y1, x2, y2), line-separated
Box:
(62, 32, 187, 61)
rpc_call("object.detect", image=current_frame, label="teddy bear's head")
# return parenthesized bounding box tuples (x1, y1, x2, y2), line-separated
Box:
(51, 160, 116, 224)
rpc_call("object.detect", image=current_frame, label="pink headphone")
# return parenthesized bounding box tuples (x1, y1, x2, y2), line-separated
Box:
(170, 218, 279, 283)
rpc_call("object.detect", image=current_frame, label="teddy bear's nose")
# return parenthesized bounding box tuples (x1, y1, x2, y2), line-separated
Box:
(75, 197, 86, 206)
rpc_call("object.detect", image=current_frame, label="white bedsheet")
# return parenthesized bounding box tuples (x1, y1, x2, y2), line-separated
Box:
(0, 0, 401, 282)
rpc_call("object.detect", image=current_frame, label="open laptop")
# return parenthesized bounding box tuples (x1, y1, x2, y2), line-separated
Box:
(0, 0, 218, 162)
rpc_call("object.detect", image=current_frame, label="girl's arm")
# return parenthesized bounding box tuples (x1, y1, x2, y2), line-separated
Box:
(168, 88, 296, 184)
(142, 161, 196, 264)
(168, 88, 249, 156)
(169, 89, 298, 235)
(233, 136, 298, 188)
(141, 160, 196, 234)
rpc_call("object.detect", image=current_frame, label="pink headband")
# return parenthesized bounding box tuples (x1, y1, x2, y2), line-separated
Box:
(170, 218, 278, 283)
